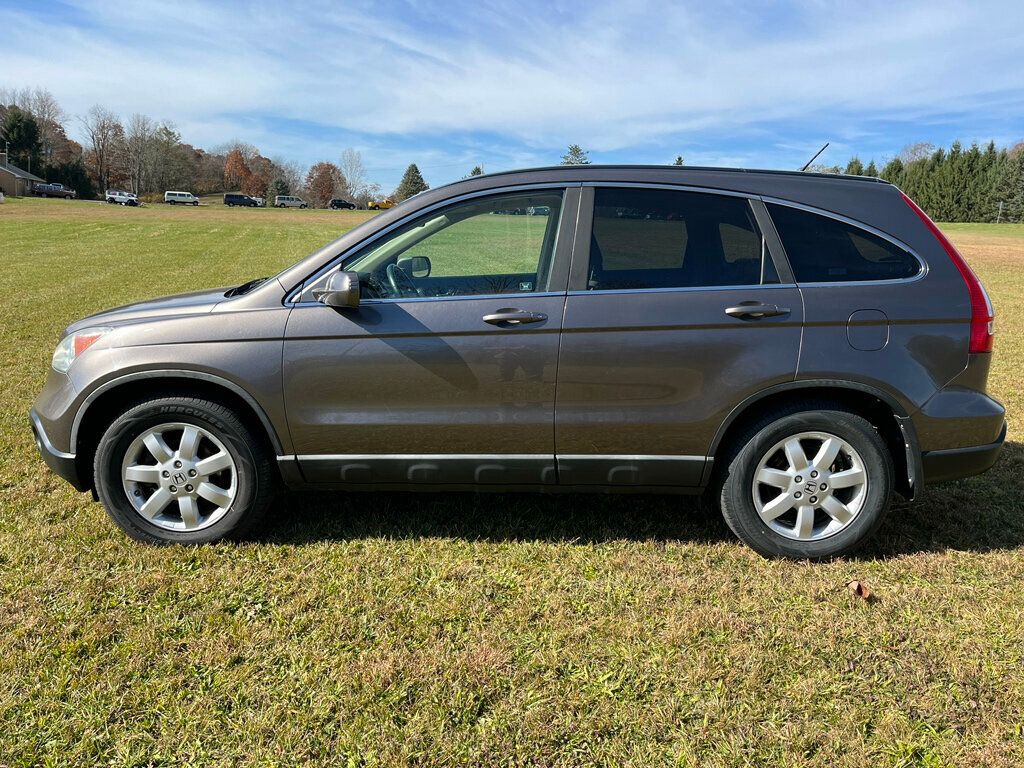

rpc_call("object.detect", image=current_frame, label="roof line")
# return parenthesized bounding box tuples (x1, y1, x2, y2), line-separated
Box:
(470, 164, 890, 184)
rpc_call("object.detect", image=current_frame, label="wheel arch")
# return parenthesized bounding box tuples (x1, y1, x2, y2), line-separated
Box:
(707, 380, 920, 499)
(73, 370, 285, 490)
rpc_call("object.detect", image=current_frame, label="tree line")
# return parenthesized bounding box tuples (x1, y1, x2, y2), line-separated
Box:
(0, 87, 432, 207)
(3, 86, 1021, 219)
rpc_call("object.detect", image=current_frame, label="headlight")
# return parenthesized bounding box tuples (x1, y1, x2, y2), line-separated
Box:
(52, 327, 113, 373)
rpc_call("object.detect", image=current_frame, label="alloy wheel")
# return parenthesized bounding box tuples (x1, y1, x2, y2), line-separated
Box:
(751, 431, 868, 541)
(120, 422, 237, 531)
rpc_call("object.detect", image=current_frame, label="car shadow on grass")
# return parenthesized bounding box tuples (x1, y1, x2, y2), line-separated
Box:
(261, 442, 1024, 558)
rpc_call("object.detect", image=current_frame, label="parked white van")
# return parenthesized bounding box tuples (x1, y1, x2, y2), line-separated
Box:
(165, 190, 199, 206)
(274, 195, 308, 208)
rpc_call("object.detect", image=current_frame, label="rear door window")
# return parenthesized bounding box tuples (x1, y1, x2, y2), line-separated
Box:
(587, 188, 774, 290)
(767, 203, 921, 283)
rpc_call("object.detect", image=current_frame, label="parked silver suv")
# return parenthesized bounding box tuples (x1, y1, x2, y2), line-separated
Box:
(31, 166, 1005, 558)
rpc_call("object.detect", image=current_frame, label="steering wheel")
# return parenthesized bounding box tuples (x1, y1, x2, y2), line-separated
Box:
(386, 262, 419, 298)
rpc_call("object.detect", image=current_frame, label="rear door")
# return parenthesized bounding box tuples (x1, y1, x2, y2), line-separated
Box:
(555, 185, 804, 486)
(284, 186, 578, 486)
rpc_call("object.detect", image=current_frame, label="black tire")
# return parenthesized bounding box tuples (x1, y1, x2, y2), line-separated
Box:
(713, 407, 893, 560)
(93, 397, 276, 545)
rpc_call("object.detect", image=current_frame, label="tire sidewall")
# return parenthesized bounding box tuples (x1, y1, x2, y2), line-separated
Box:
(94, 400, 262, 544)
(721, 411, 893, 559)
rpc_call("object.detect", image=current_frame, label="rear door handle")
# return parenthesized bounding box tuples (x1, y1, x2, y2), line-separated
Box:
(482, 308, 548, 326)
(725, 302, 790, 319)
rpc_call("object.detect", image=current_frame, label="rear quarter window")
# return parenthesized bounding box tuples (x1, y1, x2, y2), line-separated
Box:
(767, 203, 921, 283)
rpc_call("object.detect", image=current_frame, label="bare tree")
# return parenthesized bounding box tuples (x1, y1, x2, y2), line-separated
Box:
(79, 105, 124, 192)
(339, 148, 369, 198)
(1, 86, 66, 164)
(898, 142, 936, 164)
(124, 113, 156, 194)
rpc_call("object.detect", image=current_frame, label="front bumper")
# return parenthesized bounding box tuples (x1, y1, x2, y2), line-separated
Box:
(921, 420, 1007, 484)
(30, 409, 88, 491)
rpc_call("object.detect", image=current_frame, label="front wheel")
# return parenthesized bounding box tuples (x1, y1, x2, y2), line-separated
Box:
(94, 397, 276, 544)
(715, 409, 893, 559)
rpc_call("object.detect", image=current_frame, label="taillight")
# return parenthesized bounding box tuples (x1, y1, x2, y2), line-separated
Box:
(901, 191, 994, 353)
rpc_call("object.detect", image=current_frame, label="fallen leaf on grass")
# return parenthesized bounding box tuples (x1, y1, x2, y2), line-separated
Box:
(846, 580, 871, 600)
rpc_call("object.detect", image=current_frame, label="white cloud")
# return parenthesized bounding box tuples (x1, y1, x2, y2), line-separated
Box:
(3, 0, 1022, 185)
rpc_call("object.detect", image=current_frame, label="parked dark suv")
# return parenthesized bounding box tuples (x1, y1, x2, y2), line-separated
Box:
(329, 198, 357, 210)
(224, 193, 259, 207)
(30, 166, 1005, 558)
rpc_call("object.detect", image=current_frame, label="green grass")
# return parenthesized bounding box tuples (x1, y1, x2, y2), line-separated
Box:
(2, 197, 1024, 766)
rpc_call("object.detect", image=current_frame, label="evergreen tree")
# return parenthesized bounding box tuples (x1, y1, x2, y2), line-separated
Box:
(865, 160, 878, 177)
(469, 165, 483, 176)
(270, 178, 290, 198)
(880, 158, 904, 185)
(1, 106, 42, 171)
(673, 155, 684, 165)
(43, 157, 95, 199)
(394, 163, 429, 201)
(560, 144, 590, 165)
(844, 157, 865, 176)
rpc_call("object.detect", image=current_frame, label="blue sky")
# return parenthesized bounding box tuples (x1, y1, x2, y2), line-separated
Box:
(3, 0, 1023, 190)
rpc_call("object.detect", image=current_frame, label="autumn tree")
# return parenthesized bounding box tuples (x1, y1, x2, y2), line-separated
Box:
(561, 144, 590, 165)
(79, 105, 125, 192)
(394, 163, 429, 201)
(305, 161, 346, 207)
(223, 148, 252, 191)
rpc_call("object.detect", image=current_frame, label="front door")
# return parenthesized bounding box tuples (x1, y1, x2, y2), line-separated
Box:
(284, 187, 577, 486)
(555, 185, 804, 486)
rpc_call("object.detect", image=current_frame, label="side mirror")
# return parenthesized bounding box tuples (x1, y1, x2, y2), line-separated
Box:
(397, 255, 431, 278)
(313, 270, 360, 308)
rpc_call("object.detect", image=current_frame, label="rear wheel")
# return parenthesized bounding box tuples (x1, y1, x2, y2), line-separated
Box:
(715, 409, 892, 559)
(94, 397, 275, 544)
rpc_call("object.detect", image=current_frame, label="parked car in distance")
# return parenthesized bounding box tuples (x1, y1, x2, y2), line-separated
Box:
(366, 197, 395, 210)
(329, 198, 357, 210)
(32, 182, 76, 199)
(165, 191, 199, 206)
(275, 195, 308, 208)
(224, 193, 259, 207)
(105, 190, 139, 206)
(251, 197, 265, 207)
(30, 165, 1005, 559)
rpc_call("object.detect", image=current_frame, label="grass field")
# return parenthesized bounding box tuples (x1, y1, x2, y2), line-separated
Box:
(1, 197, 1023, 767)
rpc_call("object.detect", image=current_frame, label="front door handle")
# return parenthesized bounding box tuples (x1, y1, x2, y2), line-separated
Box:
(482, 308, 548, 326)
(725, 302, 790, 319)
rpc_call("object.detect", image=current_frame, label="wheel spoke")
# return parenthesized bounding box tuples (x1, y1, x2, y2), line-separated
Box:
(178, 426, 202, 461)
(784, 438, 809, 472)
(139, 488, 172, 519)
(794, 505, 815, 539)
(814, 437, 843, 470)
(178, 496, 200, 529)
(829, 467, 865, 489)
(124, 465, 161, 484)
(142, 432, 173, 463)
(197, 482, 232, 509)
(195, 451, 232, 477)
(759, 491, 796, 522)
(821, 496, 854, 524)
(756, 467, 792, 489)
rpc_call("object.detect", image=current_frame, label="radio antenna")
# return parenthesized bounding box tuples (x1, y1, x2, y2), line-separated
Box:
(800, 142, 830, 172)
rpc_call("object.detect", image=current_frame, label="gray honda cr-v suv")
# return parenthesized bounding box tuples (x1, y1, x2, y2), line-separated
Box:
(31, 166, 1006, 558)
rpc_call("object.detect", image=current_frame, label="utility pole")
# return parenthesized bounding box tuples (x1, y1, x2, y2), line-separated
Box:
(997, 201, 1004, 224)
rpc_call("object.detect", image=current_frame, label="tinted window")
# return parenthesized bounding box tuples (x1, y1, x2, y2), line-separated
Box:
(343, 190, 564, 298)
(588, 188, 770, 290)
(768, 203, 921, 283)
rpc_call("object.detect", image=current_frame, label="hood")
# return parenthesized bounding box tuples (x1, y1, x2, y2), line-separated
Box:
(65, 287, 228, 334)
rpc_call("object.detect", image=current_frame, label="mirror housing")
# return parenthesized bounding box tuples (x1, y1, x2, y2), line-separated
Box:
(397, 255, 431, 279)
(313, 270, 360, 308)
